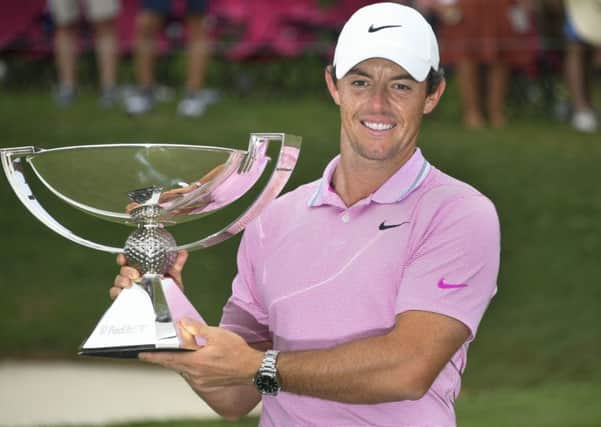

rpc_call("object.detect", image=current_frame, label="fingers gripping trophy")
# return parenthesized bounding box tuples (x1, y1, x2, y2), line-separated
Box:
(0, 134, 301, 357)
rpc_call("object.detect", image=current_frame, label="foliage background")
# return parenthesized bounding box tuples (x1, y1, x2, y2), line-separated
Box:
(0, 54, 600, 426)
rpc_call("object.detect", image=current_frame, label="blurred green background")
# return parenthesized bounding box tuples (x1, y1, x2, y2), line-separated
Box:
(1, 55, 600, 427)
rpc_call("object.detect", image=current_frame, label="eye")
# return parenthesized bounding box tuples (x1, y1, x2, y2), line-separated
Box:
(351, 79, 369, 87)
(392, 82, 411, 91)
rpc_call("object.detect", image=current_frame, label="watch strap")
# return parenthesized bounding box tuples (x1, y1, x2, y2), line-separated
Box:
(254, 349, 281, 395)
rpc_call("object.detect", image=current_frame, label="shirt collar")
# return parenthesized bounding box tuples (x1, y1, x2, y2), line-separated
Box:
(307, 148, 431, 207)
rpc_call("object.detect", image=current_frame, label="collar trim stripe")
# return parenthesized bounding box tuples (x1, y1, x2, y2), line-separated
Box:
(307, 151, 431, 207)
(395, 160, 431, 202)
(307, 185, 322, 207)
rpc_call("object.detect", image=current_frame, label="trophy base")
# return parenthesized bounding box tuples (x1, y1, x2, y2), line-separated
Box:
(79, 345, 193, 359)
(79, 276, 207, 359)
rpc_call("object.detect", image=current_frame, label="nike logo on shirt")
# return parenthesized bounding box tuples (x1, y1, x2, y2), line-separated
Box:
(437, 278, 469, 289)
(379, 221, 409, 231)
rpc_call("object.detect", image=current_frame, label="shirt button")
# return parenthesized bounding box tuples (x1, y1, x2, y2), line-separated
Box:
(341, 213, 350, 223)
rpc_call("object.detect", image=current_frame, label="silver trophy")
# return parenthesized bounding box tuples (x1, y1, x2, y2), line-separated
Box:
(1, 133, 301, 357)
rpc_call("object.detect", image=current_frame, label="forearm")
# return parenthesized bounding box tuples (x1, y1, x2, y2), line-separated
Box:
(277, 332, 430, 404)
(191, 384, 260, 421)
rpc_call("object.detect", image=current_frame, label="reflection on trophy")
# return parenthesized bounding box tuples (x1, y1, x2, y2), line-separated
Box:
(1, 133, 301, 358)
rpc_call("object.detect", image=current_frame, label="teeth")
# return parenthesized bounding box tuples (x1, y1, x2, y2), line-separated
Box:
(363, 121, 395, 131)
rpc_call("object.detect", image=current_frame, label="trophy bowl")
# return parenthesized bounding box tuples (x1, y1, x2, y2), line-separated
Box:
(1, 133, 301, 358)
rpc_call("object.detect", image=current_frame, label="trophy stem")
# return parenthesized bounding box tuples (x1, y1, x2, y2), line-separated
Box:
(141, 273, 173, 323)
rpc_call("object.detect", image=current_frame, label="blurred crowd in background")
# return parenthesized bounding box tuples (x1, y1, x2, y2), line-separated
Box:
(0, 0, 600, 132)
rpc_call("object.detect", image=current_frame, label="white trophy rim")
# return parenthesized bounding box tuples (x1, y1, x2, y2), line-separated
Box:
(25, 142, 246, 153)
(0, 134, 301, 253)
(26, 143, 245, 223)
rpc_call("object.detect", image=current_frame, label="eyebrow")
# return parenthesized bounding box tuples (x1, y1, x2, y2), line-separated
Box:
(347, 67, 416, 82)
(347, 68, 371, 78)
(392, 73, 417, 81)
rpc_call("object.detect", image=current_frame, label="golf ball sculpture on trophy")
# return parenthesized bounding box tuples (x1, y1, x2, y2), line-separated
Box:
(1, 133, 301, 358)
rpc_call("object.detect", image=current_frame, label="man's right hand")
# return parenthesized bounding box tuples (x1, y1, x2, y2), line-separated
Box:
(110, 250, 189, 300)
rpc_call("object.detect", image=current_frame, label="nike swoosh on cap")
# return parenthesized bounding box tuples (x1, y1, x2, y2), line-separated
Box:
(368, 24, 403, 33)
(437, 278, 468, 289)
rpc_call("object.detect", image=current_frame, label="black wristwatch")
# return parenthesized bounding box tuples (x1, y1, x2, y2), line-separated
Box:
(253, 350, 281, 395)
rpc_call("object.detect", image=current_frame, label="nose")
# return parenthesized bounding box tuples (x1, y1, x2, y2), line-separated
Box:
(368, 85, 390, 113)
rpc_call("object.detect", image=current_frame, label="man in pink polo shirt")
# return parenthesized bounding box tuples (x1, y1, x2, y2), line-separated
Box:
(112, 3, 500, 425)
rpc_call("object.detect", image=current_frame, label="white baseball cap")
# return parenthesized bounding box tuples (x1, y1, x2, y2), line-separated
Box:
(333, 2, 440, 82)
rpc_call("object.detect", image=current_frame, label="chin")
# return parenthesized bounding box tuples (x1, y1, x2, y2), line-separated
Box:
(356, 147, 397, 162)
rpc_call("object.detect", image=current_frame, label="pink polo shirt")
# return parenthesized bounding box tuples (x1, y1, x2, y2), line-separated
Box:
(220, 148, 500, 427)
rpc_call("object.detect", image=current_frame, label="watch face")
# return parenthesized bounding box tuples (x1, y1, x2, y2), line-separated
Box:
(255, 373, 280, 394)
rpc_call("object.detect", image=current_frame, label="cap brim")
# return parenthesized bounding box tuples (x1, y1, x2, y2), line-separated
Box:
(334, 43, 432, 82)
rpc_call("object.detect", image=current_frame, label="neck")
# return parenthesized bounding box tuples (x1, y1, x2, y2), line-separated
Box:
(332, 147, 415, 207)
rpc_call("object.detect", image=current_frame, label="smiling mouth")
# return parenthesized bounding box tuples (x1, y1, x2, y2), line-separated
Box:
(361, 120, 397, 131)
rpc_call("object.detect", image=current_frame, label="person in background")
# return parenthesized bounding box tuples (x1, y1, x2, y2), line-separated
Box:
(419, 0, 535, 129)
(563, 0, 601, 133)
(124, 0, 217, 117)
(49, 0, 120, 107)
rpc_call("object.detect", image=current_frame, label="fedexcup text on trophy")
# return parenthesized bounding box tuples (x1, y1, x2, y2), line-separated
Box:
(99, 324, 149, 336)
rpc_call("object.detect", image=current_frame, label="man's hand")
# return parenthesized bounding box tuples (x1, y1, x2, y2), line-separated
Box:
(139, 318, 264, 391)
(109, 250, 189, 300)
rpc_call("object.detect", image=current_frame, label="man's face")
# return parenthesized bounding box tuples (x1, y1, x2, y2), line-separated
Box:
(326, 58, 444, 167)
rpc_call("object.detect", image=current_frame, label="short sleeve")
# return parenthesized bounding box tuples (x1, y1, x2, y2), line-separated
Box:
(396, 195, 501, 340)
(219, 220, 272, 343)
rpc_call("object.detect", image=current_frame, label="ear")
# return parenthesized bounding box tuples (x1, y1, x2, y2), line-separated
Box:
(325, 66, 341, 106)
(423, 78, 446, 115)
